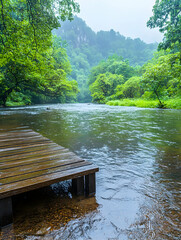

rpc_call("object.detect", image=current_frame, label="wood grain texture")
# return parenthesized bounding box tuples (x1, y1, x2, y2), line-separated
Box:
(0, 129, 99, 200)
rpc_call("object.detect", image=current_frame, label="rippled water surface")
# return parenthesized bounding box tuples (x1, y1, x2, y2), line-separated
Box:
(0, 104, 181, 239)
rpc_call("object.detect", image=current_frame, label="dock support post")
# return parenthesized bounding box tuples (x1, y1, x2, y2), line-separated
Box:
(72, 176, 85, 196)
(0, 197, 13, 228)
(85, 173, 96, 196)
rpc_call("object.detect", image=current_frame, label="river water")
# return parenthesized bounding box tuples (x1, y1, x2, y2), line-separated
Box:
(0, 103, 181, 240)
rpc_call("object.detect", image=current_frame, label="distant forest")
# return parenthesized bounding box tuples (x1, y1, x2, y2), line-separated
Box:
(54, 16, 158, 102)
(1, 0, 180, 108)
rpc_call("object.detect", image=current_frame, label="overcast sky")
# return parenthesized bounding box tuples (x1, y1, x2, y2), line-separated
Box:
(76, 0, 163, 43)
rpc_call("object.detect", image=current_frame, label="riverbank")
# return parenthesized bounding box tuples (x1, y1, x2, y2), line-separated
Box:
(2, 98, 181, 109)
(106, 98, 181, 109)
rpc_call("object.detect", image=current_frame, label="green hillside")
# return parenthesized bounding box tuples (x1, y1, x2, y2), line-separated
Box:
(54, 16, 158, 102)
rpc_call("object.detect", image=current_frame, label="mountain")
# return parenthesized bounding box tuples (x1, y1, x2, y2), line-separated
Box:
(54, 16, 158, 102)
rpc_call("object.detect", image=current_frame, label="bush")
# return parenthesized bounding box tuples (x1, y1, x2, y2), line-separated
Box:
(165, 98, 181, 109)
(6, 91, 31, 106)
(106, 98, 181, 109)
(107, 99, 161, 108)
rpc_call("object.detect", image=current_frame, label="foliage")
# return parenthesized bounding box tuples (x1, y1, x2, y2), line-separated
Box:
(56, 16, 157, 66)
(142, 51, 181, 107)
(164, 98, 181, 109)
(107, 98, 181, 109)
(107, 99, 158, 108)
(89, 73, 124, 103)
(6, 91, 31, 106)
(141, 0, 181, 108)
(147, 0, 181, 52)
(114, 76, 143, 99)
(88, 55, 138, 103)
(0, 0, 79, 106)
(89, 48, 181, 109)
(142, 63, 169, 107)
(55, 16, 158, 102)
(88, 55, 136, 85)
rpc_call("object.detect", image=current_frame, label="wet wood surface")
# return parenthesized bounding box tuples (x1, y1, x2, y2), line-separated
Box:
(0, 129, 99, 199)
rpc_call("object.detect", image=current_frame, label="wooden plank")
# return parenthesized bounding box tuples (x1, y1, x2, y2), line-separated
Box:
(0, 139, 52, 149)
(0, 143, 55, 154)
(0, 149, 76, 169)
(0, 155, 83, 179)
(0, 153, 70, 170)
(0, 142, 61, 157)
(0, 129, 31, 134)
(0, 146, 66, 162)
(0, 139, 47, 149)
(0, 130, 42, 135)
(0, 129, 99, 203)
(0, 164, 99, 199)
(0, 134, 41, 140)
(0, 131, 39, 139)
(0, 126, 29, 132)
(0, 161, 92, 186)
(0, 149, 70, 167)
(0, 144, 63, 160)
(0, 135, 47, 144)
(0, 126, 29, 131)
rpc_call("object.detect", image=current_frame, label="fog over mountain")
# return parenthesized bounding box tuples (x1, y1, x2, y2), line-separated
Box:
(55, 16, 158, 102)
(76, 0, 163, 43)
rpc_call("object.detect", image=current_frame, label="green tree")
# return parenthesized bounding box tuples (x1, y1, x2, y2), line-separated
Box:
(0, 0, 79, 106)
(115, 76, 143, 99)
(89, 73, 124, 103)
(88, 55, 136, 86)
(55, 16, 158, 102)
(142, 63, 169, 107)
(147, 0, 181, 53)
(141, 52, 181, 107)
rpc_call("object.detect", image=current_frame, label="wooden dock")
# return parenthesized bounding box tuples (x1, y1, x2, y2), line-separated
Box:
(0, 128, 99, 228)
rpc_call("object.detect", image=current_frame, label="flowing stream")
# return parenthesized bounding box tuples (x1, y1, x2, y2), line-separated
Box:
(0, 103, 181, 239)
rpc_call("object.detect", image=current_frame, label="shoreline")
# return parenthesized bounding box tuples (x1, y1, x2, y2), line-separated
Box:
(106, 98, 181, 110)
(1, 100, 181, 110)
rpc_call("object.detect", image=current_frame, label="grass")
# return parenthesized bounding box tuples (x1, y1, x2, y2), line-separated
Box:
(106, 98, 181, 109)
(164, 98, 181, 109)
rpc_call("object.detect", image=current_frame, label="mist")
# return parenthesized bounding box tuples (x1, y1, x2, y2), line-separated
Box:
(76, 0, 163, 43)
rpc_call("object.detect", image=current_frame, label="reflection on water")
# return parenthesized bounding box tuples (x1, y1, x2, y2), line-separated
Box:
(0, 103, 181, 239)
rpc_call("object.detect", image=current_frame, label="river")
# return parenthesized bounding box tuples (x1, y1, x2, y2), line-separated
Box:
(0, 103, 181, 239)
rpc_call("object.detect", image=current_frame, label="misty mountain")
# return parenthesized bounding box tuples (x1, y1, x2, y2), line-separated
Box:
(55, 16, 157, 65)
(54, 16, 158, 102)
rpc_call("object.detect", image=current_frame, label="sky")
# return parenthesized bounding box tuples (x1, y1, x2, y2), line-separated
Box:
(75, 0, 163, 44)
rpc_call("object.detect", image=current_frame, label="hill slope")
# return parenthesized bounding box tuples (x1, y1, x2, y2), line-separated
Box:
(54, 16, 158, 102)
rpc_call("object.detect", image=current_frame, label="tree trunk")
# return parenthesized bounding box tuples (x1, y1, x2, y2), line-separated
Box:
(154, 90, 164, 108)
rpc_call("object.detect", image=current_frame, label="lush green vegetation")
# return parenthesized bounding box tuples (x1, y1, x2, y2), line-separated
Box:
(147, 0, 181, 52)
(88, 0, 181, 109)
(0, 0, 79, 107)
(55, 16, 158, 102)
(88, 55, 139, 103)
(1, 0, 180, 108)
(107, 98, 181, 109)
(89, 49, 181, 109)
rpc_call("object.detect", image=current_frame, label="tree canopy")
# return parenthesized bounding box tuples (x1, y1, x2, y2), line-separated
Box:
(147, 0, 181, 52)
(88, 49, 181, 107)
(55, 16, 158, 102)
(0, 0, 79, 106)
(88, 1, 181, 109)
(88, 55, 138, 103)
